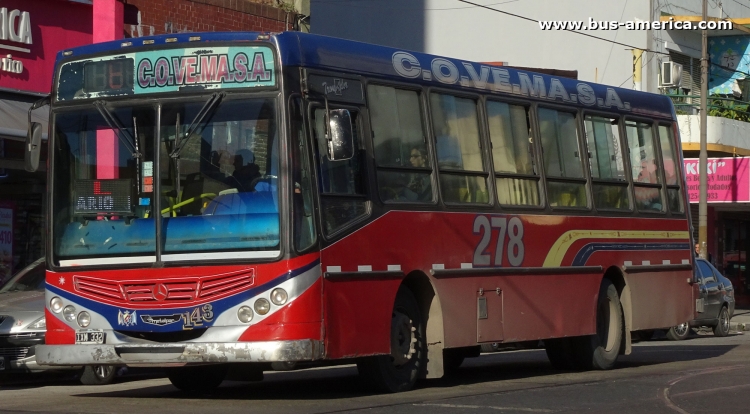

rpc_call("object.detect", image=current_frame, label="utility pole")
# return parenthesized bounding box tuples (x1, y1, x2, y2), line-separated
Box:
(698, 0, 708, 259)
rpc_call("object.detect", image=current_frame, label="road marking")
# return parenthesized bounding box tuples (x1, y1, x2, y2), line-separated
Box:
(414, 403, 554, 412)
(659, 365, 747, 414)
(671, 382, 750, 398)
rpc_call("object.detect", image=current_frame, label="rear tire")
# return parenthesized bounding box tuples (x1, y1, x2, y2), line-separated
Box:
(713, 307, 731, 337)
(573, 279, 623, 370)
(667, 322, 691, 340)
(357, 286, 426, 392)
(79, 365, 116, 385)
(167, 364, 227, 391)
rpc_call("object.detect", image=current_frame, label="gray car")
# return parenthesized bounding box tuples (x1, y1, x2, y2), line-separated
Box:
(667, 258, 735, 340)
(0, 258, 117, 384)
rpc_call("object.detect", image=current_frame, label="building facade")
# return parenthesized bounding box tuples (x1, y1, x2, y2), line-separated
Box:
(0, 0, 295, 282)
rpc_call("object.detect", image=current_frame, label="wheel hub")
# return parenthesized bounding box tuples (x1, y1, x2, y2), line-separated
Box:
(390, 310, 416, 367)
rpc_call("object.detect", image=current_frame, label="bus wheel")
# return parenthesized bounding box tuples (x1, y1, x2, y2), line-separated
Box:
(357, 286, 426, 392)
(574, 279, 623, 370)
(544, 337, 575, 370)
(166, 364, 228, 392)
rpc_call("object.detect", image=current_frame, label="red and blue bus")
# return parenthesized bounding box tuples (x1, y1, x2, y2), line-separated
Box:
(31, 31, 695, 392)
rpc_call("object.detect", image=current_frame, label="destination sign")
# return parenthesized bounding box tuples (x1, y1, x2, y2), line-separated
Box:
(57, 46, 276, 101)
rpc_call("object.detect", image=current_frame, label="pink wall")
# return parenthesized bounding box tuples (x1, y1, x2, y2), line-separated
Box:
(0, 0, 93, 94)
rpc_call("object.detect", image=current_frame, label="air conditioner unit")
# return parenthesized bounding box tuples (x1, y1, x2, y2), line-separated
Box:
(660, 61, 683, 87)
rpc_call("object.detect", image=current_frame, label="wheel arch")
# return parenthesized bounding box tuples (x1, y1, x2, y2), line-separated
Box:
(401, 270, 445, 379)
(603, 265, 632, 355)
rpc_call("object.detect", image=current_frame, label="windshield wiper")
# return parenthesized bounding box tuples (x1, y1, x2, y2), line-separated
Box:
(169, 92, 226, 158)
(93, 101, 141, 158)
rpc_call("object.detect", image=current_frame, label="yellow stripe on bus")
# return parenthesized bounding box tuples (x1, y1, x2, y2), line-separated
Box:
(542, 230, 691, 267)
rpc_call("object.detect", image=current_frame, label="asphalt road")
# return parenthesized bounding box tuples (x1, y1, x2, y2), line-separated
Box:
(1, 329, 749, 414)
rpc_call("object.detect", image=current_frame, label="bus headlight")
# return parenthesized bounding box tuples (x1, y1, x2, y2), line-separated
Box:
(50, 297, 63, 313)
(237, 306, 254, 323)
(63, 305, 76, 322)
(254, 298, 270, 315)
(270, 288, 288, 305)
(77, 311, 91, 328)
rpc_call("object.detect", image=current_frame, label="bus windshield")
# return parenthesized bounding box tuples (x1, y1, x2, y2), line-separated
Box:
(51, 97, 280, 266)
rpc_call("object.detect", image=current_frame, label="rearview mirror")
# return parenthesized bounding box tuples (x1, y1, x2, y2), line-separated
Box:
(327, 109, 354, 161)
(25, 122, 43, 172)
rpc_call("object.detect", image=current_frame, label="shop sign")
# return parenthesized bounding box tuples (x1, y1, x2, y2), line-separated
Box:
(684, 157, 750, 203)
(0, 7, 32, 77)
(0, 8, 32, 47)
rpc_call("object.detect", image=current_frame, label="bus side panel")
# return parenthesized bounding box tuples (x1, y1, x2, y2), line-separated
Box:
(319, 211, 693, 358)
(434, 273, 599, 347)
(626, 271, 694, 330)
(322, 278, 402, 359)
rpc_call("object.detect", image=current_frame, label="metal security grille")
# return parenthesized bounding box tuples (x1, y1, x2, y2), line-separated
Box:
(669, 52, 701, 105)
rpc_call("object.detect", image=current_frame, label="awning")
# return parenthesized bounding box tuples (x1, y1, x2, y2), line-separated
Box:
(0, 98, 49, 141)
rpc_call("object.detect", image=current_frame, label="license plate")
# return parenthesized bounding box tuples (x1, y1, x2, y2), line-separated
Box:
(76, 330, 105, 344)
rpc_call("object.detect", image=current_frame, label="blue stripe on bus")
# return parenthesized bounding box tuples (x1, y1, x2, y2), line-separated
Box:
(571, 243, 691, 266)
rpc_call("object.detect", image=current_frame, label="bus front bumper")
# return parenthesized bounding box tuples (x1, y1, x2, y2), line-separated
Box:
(35, 340, 323, 366)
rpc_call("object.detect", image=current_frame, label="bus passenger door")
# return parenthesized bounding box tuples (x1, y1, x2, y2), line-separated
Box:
(308, 101, 385, 358)
(477, 287, 504, 343)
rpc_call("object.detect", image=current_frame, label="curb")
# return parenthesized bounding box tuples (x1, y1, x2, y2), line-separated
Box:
(730, 322, 749, 331)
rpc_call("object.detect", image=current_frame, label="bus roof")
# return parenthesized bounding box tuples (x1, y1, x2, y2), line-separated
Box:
(56, 31, 674, 119)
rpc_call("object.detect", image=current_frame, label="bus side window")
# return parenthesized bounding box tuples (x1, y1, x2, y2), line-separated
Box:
(658, 123, 684, 213)
(625, 120, 664, 212)
(584, 115, 630, 210)
(368, 84, 432, 203)
(430, 93, 489, 204)
(538, 108, 588, 208)
(486, 101, 540, 206)
(312, 107, 368, 236)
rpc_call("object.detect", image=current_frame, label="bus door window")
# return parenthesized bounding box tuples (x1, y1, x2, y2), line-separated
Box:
(291, 97, 316, 251)
(584, 116, 630, 210)
(486, 101, 540, 206)
(367, 84, 432, 203)
(538, 108, 588, 208)
(625, 121, 664, 212)
(658, 124, 684, 213)
(311, 106, 368, 236)
(430, 93, 489, 204)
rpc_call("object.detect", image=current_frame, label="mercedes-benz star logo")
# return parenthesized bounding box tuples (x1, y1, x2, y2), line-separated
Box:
(153, 284, 169, 301)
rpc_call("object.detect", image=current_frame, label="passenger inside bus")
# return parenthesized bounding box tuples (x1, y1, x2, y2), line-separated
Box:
(225, 149, 261, 192)
(406, 146, 431, 201)
(634, 157, 663, 211)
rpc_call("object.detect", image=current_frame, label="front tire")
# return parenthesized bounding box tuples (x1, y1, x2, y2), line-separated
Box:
(573, 279, 623, 370)
(357, 286, 426, 392)
(667, 322, 691, 340)
(713, 306, 731, 337)
(167, 364, 228, 391)
(79, 365, 116, 385)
